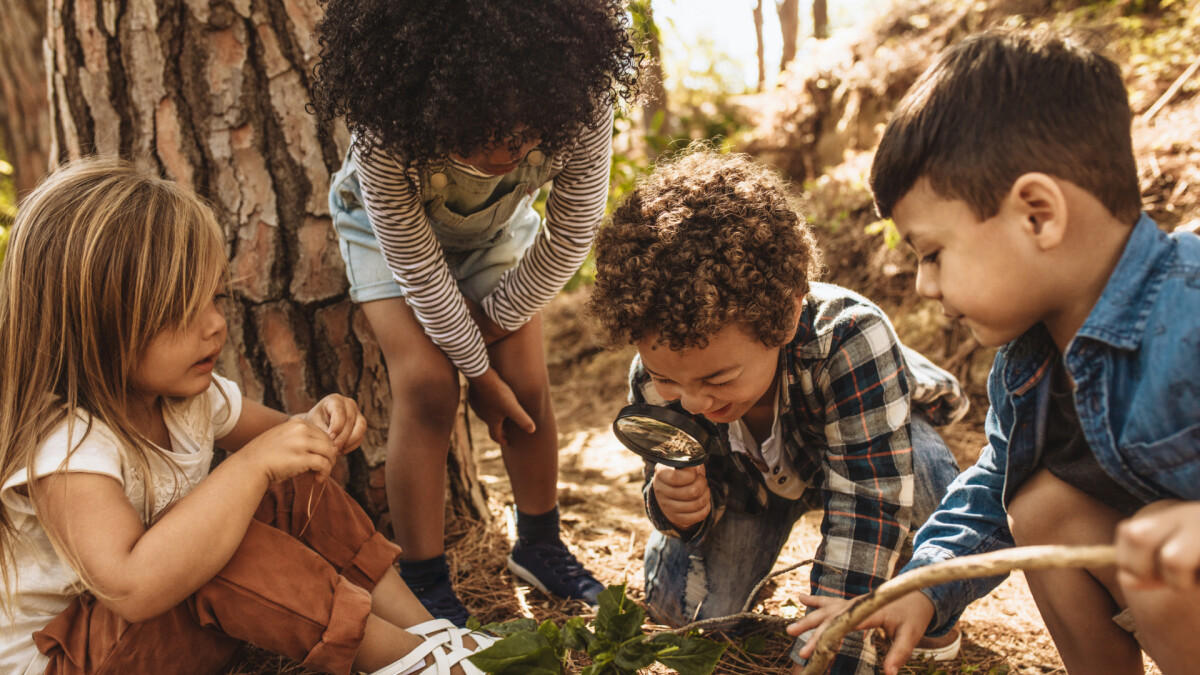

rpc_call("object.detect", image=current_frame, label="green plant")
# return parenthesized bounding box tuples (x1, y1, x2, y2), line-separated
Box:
(467, 584, 726, 675)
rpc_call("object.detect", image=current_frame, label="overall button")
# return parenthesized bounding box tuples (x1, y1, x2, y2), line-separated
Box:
(526, 150, 545, 167)
(429, 172, 449, 190)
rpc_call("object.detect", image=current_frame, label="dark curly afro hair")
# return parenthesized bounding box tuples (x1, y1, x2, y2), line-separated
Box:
(588, 147, 823, 351)
(311, 0, 640, 167)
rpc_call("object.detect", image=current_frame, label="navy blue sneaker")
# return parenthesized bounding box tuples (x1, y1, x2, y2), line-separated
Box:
(507, 539, 605, 604)
(408, 573, 471, 627)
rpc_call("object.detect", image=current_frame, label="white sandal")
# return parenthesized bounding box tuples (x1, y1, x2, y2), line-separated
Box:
(367, 619, 498, 675)
(910, 626, 962, 662)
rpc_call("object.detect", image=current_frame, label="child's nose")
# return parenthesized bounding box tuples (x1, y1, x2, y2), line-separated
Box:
(678, 389, 714, 416)
(203, 301, 228, 338)
(915, 266, 941, 300)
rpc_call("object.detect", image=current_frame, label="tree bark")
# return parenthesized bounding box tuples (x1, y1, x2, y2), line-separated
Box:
(0, 0, 52, 195)
(45, 0, 489, 526)
(776, 0, 800, 73)
(813, 0, 829, 40)
(753, 0, 766, 92)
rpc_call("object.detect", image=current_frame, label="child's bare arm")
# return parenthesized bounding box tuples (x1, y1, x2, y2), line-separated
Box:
(31, 418, 337, 623)
(219, 395, 366, 455)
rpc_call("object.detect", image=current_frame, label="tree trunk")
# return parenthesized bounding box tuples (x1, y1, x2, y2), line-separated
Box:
(776, 0, 800, 73)
(45, 0, 489, 526)
(0, 0, 52, 195)
(813, 0, 829, 40)
(753, 0, 766, 92)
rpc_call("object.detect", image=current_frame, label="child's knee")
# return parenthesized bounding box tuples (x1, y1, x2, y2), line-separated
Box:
(388, 362, 460, 421)
(508, 375, 552, 420)
(1007, 470, 1119, 546)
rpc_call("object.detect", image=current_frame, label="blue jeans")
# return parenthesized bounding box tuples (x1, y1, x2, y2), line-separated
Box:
(643, 414, 960, 663)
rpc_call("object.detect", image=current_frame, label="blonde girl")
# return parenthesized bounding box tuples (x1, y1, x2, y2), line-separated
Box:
(0, 158, 494, 675)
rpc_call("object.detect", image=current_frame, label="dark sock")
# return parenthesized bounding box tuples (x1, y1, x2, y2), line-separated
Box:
(515, 504, 561, 544)
(398, 554, 450, 590)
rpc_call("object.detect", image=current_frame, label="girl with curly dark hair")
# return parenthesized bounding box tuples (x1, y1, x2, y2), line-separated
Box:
(310, 0, 639, 628)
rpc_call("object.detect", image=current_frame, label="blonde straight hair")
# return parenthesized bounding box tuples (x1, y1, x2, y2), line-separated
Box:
(0, 157, 229, 612)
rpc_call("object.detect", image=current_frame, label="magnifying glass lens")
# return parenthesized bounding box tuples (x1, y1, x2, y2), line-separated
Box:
(613, 415, 707, 464)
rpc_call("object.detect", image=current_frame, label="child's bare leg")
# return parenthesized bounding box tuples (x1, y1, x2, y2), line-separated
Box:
(371, 566, 436, 627)
(355, 613, 483, 674)
(360, 298, 461, 560)
(487, 312, 558, 513)
(1007, 469, 1140, 674)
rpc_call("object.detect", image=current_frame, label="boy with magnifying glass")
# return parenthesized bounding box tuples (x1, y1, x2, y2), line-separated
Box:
(587, 147, 968, 674)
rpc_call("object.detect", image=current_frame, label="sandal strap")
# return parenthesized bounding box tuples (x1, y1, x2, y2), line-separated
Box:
(366, 631, 452, 675)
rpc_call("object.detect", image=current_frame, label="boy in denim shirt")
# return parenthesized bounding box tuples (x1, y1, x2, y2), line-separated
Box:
(792, 29, 1200, 675)
(588, 148, 970, 674)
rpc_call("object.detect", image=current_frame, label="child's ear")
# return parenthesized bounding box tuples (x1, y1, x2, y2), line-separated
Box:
(1006, 172, 1068, 250)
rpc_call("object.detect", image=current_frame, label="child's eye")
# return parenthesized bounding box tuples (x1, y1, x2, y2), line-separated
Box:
(705, 380, 734, 388)
(650, 377, 675, 386)
(919, 251, 939, 265)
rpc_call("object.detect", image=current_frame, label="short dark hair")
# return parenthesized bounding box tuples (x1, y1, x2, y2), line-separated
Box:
(870, 28, 1140, 224)
(311, 0, 640, 170)
(588, 147, 823, 350)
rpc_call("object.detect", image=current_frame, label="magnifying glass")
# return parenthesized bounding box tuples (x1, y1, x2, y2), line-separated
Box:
(611, 403, 718, 468)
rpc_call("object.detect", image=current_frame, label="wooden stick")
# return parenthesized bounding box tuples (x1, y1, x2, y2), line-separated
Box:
(1142, 56, 1200, 123)
(800, 545, 1116, 674)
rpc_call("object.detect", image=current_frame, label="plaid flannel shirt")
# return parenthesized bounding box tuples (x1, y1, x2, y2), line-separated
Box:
(633, 283, 968, 674)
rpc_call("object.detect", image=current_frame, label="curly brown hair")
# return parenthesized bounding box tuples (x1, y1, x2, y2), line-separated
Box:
(588, 148, 823, 350)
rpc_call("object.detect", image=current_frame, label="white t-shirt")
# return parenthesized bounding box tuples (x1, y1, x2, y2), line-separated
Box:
(0, 375, 243, 675)
(726, 376, 806, 500)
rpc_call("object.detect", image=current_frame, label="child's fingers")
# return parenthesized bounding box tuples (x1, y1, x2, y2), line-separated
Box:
(656, 465, 704, 488)
(488, 420, 508, 447)
(507, 401, 536, 435)
(343, 413, 367, 453)
(1159, 533, 1200, 590)
(880, 620, 926, 675)
(1116, 518, 1171, 583)
(324, 401, 345, 438)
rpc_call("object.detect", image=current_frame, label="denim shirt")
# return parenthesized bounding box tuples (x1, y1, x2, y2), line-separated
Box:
(904, 214, 1200, 635)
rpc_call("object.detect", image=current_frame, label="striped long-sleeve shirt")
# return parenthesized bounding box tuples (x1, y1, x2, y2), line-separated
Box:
(353, 106, 613, 377)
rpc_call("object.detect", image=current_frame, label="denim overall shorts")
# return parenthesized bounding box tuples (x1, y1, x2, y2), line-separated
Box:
(328, 147, 556, 304)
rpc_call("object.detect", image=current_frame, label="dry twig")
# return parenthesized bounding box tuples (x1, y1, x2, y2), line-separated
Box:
(800, 544, 1116, 675)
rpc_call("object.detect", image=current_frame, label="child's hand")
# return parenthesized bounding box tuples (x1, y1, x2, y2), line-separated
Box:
(651, 464, 711, 530)
(467, 368, 536, 446)
(239, 417, 340, 484)
(1115, 499, 1200, 592)
(302, 393, 367, 454)
(789, 590, 936, 675)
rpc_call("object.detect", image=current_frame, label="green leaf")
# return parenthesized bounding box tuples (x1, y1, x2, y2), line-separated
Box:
(466, 631, 561, 673)
(646, 633, 726, 675)
(612, 636, 658, 671)
(538, 619, 564, 656)
(481, 618, 539, 636)
(741, 634, 767, 655)
(466, 616, 482, 631)
(593, 584, 645, 644)
(562, 616, 595, 652)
